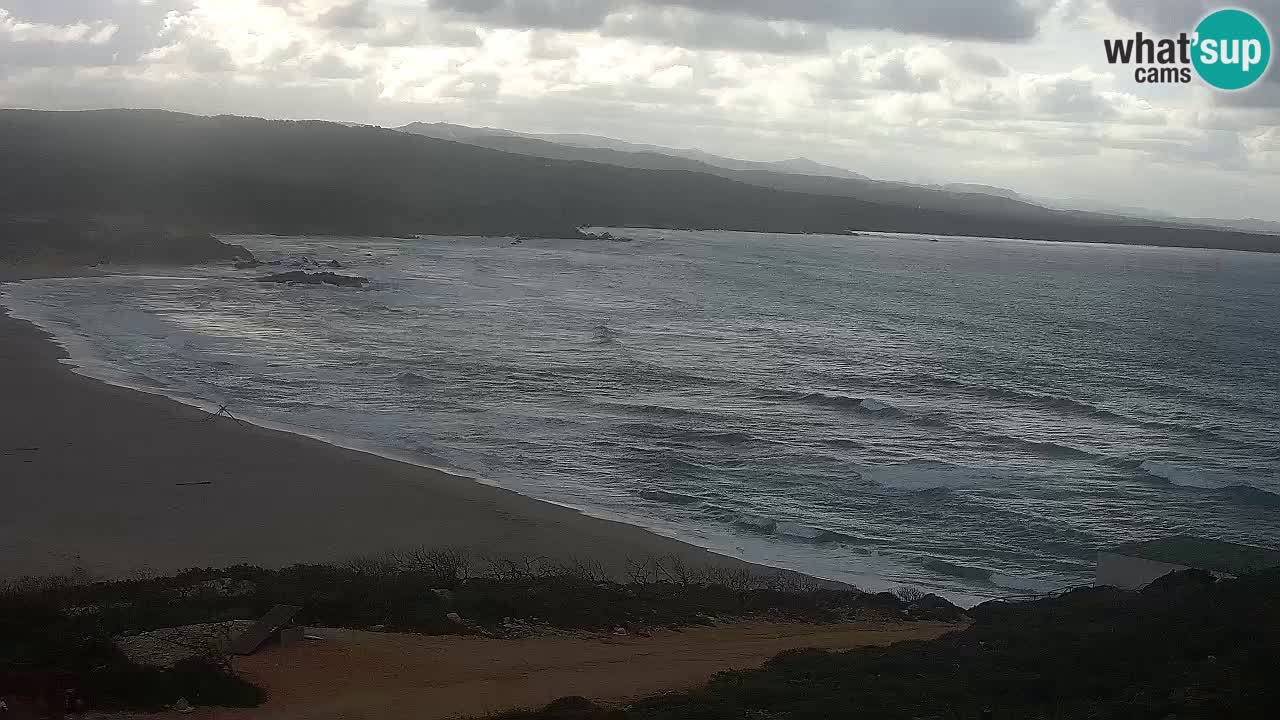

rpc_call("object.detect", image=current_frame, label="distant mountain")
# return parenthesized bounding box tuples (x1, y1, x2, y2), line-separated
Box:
(1180, 217, 1280, 235)
(399, 123, 868, 181)
(3, 109, 1277, 254)
(397, 122, 1063, 220)
(941, 183, 1026, 201)
(769, 157, 869, 180)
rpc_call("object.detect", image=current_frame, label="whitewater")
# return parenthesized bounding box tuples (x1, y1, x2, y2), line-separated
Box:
(6, 229, 1278, 601)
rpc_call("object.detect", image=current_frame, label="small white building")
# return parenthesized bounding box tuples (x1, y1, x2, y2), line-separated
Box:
(1096, 536, 1280, 590)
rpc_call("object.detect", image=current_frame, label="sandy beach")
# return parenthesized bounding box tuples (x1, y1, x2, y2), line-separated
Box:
(0, 267, 779, 582)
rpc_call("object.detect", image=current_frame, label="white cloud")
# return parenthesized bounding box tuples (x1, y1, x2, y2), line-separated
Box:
(0, 8, 117, 44)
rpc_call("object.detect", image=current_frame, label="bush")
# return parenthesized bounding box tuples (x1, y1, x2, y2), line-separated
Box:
(498, 569, 1280, 719)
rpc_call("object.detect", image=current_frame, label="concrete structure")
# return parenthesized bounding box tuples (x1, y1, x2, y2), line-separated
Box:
(229, 604, 303, 655)
(1096, 536, 1280, 590)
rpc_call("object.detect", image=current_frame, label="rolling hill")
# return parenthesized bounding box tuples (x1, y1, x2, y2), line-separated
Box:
(1, 109, 1276, 253)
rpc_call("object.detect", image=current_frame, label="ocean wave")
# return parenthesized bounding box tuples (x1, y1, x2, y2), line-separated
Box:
(921, 559, 1060, 592)
(755, 389, 899, 416)
(604, 402, 729, 421)
(1137, 460, 1278, 500)
(922, 559, 993, 583)
(729, 514, 860, 544)
(986, 435, 1099, 460)
(671, 429, 755, 445)
(989, 573, 1063, 593)
(863, 461, 1011, 492)
(906, 374, 1254, 448)
(734, 514, 778, 533)
(638, 489, 703, 505)
(592, 323, 620, 345)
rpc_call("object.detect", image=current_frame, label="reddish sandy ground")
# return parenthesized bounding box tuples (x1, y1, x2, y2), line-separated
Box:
(157, 621, 958, 720)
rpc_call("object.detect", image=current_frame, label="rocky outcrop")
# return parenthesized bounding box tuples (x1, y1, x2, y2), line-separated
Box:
(255, 270, 368, 287)
(1, 217, 256, 266)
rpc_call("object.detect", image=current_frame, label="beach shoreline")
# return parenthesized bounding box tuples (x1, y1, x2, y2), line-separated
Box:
(0, 266, 805, 585)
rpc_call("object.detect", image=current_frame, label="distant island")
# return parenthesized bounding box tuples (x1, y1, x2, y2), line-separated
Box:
(1, 109, 1277, 254)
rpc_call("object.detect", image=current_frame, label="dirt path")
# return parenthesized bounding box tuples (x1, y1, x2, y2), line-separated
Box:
(165, 621, 957, 719)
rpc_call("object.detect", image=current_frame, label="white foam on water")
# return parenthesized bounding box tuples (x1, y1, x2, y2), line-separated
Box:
(1138, 460, 1275, 496)
(858, 398, 895, 413)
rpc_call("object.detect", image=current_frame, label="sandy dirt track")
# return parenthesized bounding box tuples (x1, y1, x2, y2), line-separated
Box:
(156, 621, 959, 719)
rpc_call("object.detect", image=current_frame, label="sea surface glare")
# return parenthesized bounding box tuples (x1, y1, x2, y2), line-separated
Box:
(8, 229, 1279, 601)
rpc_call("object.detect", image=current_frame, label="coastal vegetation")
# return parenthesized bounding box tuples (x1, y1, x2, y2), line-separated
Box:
(0, 217, 252, 267)
(5, 554, 1278, 716)
(496, 568, 1280, 719)
(0, 549, 956, 711)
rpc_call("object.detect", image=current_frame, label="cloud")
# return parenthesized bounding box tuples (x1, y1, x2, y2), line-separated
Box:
(432, 0, 1055, 41)
(431, 0, 614, 32)
(952, 50, 1009, 77)
(1025, 71, 1117, 116)
(316, 0, 377, 29)
(1104, 0, 1280, 34)
(657, 0, 1053, 41)
(601, 7, 827, 54)
(0, 8, 117, 44)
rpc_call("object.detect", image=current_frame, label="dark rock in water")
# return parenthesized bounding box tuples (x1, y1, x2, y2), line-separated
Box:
(255, 271, 368, 287)
(396, 372, 428, 386)
(326, 259, 342, 268)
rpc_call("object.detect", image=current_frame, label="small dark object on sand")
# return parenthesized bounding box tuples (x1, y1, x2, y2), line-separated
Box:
(255, 271, 368, 287)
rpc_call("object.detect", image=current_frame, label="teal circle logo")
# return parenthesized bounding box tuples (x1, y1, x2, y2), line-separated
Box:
(1192, 8, 1271, 90)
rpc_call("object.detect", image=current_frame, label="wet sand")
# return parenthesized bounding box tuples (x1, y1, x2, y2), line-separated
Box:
(0, 267, 786, 582)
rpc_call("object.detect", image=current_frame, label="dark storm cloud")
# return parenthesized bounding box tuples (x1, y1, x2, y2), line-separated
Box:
(432, 0, 1053, 42)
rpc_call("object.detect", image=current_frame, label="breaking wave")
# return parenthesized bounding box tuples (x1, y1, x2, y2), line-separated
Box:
(731, 515, 862, 544)
(1137, 460, 1278, 500)
(638, 489, 703, 505)
(755, 389, 900, 416)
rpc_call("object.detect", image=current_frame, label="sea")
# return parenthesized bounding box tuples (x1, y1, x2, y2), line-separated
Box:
(6, 229, 1278, 603)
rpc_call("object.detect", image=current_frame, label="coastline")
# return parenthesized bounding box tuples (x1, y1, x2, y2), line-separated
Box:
(0, 266, 805, 585)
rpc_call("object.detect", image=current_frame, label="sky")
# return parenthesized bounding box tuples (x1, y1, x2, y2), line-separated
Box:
(1, 0, 1278, 220)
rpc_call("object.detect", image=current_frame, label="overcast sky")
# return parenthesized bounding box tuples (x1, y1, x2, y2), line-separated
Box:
(2, 0, 1278, 220)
